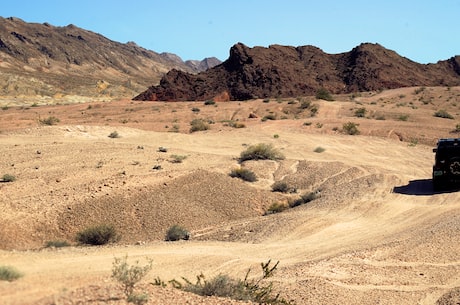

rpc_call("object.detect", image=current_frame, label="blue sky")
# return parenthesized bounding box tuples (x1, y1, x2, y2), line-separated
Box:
(1, 0, 459, 63)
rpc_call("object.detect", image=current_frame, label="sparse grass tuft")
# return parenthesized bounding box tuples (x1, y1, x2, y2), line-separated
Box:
(165, 225, 190, 241)
(39, 116, 60, 126)
(76, 224, 119, 245)
(239, 143, 285, 162)
(229, 167, 257, 182)
(170, 154, 187, 163)
(289, 190, 321, 208)
(271, 181, 291, 193)
(0, 266, 23, 282)
(45, 240, 71, 248)
(265, 202, 289, 215)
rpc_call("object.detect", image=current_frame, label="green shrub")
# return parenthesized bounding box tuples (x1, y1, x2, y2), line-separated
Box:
(190, 118, 210, 132)
(0, 266, 23, 282)
(2, 174, 16, 182)
(397, 114, 409, 121)
(191, 107, 201, 113)
(108, 131, 120, 138)
(261, 114, 276, 121)
(315, 88, 334, 101)
(434, 109, 454, 119)
(165, 225, 190, 241)
(76, 224, 119, 245)
(45, 240, 70, 248)
(342, 122, 360, 135)
(39, 116, 60, 125)
(289, 190, 320, 208)
(112, 255, 152, 303)
(239, 143, 285, 162)
(354, 107, 367, 118)
(271, 181, 290, 193)
(313, 147, 325, 153)
(179, 260, 292, 304)
(204, 100, 215, 105)
(229, 167, 257, 182)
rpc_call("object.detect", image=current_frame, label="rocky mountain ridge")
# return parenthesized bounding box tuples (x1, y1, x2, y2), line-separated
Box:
(0, 16, 221, 99)
(134, 42, 460, 101)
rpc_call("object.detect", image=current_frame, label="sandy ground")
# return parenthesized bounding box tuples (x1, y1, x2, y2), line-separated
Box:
(1, 87, 460, 304)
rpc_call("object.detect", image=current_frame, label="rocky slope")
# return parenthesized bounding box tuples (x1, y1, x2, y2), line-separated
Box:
(134, 42, 460, 101)
(0, 17, 220, 99)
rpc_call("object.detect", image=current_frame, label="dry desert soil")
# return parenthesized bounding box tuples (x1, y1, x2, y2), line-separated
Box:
(1, 87, 460, 304)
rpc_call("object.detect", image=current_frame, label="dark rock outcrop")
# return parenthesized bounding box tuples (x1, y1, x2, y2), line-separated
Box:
(134, 42, 460, 101)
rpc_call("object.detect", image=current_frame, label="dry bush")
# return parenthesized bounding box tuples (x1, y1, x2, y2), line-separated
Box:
(239, 143, 285, 162)
(76, 224, 119, 245)
(229, 167, 257, 182)
(165, 225, 190, 241)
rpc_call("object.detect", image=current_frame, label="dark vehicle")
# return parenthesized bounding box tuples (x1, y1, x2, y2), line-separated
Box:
(432, 138, 460, 190)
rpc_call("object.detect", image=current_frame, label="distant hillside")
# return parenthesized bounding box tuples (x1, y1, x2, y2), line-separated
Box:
(0, 17, 220, 98)
(134, 42, 460, 101)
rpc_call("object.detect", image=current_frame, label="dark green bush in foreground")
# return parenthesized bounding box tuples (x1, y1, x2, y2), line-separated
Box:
(0, 265, 23, 282)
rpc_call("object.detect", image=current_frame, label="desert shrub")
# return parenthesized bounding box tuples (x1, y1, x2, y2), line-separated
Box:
(108, 131, 120, 138)
(191, 107, 201, 113)
(170, 154, 187, 163)
(342, 122, 360, 135)
(229, 120, 246, 128)
(261, 114, 276, 121)
(313, 146, 325, 153)
(315, 88, 334, 101)
(2, 174, 16, 182)
(112, 255, 152, 303)
(265, 202, 289, 215)
(165, 225, 190, 241)
(190, 118, 210, 132)
(397, 114, 409, 121)
(229, 167, 257, 182)
(76, 224, 119, 245)
(158, 146, 168, 153)
(239, 143, 285, 162)
(39, 116, 60, 126)
(299, 99, 311, 109)
(434, 109, 454, 119)
(179, 260, 292, 304)
(271, 181, 290, 193)
(263, 98, 270, 103)
(0, 266, 23, 282)
(204, 100, 215, 105)
(289, 190, 320, 208)
(354, 107, 367, 118)
(45, 240, 70, 248)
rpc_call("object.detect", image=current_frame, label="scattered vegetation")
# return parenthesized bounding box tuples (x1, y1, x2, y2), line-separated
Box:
(288, 190, 321, 208)
(76, 224, 119, 245)
(354, 107, 367, 118)
(342, 122, 360, 135)
(165, 225, 190, 241)
(229, 167, 257, 182)
(175, 260, 292, 304)
(45, 240, 71, 248)
(397, 114, 409, 121)
(204, 100, 216, 105)
(261, 114, 277, 121)
(315, 88, 334, 101)
(0, 265, 23, 282)
(265, 202, 289, 214)
(112, 255, 152, 304)
(271, 181, 291, 193)
(190, 118, 210, 132)
(1, 173, 16, 182)
(170, 154, 187, 163)
(434, 109, 454, 119)
(191, 107, 201, 113)
(239, 143, 285, 162)
(39, 116, 60, 126)
(108, 131, 120, 138)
